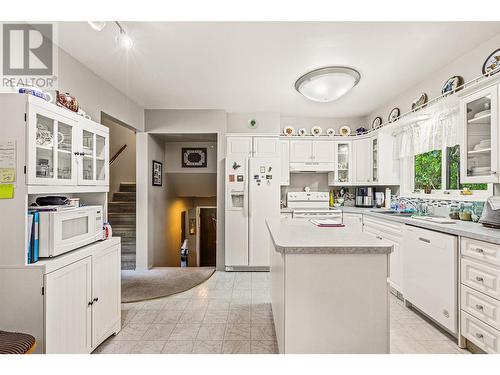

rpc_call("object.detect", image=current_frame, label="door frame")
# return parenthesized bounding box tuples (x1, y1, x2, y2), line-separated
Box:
(196, 206, 217, 267)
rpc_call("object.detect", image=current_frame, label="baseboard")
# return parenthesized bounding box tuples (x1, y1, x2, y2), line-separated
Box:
(225, 266, 270, 272)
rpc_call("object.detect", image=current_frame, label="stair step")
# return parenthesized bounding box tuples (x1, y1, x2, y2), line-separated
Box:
(120, 183, 136, 193)
(113, 230, 136, 238)
(108, 202, 136, 213)
(113, 192, 136, 202)
(108, 213, 136, 225)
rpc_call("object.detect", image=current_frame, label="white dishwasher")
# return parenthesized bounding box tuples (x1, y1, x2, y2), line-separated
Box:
(402, 225, 458, 334)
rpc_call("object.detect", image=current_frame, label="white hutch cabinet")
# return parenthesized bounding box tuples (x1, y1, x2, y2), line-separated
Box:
(0, 94, 120, 354)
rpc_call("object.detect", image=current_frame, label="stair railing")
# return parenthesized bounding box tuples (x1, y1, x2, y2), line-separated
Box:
(110, 144, 127, 165)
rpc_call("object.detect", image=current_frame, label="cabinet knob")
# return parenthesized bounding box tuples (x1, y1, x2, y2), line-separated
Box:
(475, 332, 484, 339)
(476, 276, 484, 282)
(475, 304, 484, 311)
(93, 297, 99, 302)
(474, 248, 484, 254)
(376, 236, 383, 240)
(88, 301, 93, 306)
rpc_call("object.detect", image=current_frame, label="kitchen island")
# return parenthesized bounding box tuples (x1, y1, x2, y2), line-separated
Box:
(266, 218, 393, 354)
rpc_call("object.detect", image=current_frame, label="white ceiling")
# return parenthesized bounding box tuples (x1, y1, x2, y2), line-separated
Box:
(57, 22, 500, 118)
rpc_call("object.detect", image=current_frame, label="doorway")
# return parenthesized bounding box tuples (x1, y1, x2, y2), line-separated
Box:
(198, 207, 217, 267)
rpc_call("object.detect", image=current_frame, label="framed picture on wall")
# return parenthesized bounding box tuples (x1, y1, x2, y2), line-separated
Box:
(182, 148, 207, 168)
(152, 160, 163, 186)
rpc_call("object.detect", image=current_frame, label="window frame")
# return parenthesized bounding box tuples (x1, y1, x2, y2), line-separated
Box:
(403, 144, 492, 201)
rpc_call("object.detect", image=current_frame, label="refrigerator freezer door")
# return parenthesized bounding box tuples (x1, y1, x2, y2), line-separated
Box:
(248, 157, 281, 267)
(225, 156, 249, 266)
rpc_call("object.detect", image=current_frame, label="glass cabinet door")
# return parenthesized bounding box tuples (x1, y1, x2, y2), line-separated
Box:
(461, 86, 498, 183)
(372, 137, 378, 182)
(30, 107, 77, 185)
(336, 142, 351, 183)
(78, 124, 109, 185)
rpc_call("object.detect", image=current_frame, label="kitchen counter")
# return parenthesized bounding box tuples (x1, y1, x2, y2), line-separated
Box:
(281, 206, 500, 245)
(266, 218, 392, 254)
(267, 218, 390, 354)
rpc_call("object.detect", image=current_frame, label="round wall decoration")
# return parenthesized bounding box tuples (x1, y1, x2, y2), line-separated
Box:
(388, 108, 400, 123)
(371, 116, 382, 129)
(411, 93, 428, 111)
(441, 75, 464, 95)
(482, 48, 500, 76)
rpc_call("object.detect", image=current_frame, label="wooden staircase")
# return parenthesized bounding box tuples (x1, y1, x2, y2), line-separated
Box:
(109, 183, 136, 270)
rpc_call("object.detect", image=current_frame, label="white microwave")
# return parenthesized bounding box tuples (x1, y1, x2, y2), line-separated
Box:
(38, 206, 104, 257)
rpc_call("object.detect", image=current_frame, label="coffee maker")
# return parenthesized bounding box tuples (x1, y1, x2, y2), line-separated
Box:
(355, 187, 374, 207)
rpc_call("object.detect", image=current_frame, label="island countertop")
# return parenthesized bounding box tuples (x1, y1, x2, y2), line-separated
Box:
(266, 218, 393, 255)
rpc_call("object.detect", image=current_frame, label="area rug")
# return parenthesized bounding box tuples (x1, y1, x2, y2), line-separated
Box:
(121, 267, 215, 303)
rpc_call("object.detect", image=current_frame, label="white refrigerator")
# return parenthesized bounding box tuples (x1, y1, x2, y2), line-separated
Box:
(225, 155, 280, 269)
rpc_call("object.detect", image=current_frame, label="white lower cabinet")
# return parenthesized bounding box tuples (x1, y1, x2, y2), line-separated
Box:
(44, 243, 121, 353)
(45, 257, 92, 354)
(460, 237, 500, 353)
(363, 215, 403, 293)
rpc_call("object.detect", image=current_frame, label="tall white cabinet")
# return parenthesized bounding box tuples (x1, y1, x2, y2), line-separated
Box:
(0, 94, 120, 354)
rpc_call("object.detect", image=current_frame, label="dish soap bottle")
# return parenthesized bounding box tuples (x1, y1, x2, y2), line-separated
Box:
(329, 191, 334, 207)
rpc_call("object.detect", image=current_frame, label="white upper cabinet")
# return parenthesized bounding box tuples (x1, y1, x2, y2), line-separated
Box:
(26, 99, 109, 187)
(28, 103, 79, 185)
(290, 140, 314, 162)
(460, 84, 499, 183)
(313, 140, 335, 162)
(253, 137, 279, 157)
(376, 128, 400, 185)
(353, 138, 372, 184)
(280, 140, 290, 185)
(328, 141, 353, 185)
(226, 136, 253, 156)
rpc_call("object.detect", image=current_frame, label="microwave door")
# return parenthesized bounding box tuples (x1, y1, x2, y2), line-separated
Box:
(52, 209, 98, 256)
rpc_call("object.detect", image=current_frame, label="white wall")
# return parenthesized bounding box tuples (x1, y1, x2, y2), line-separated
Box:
(164, 142, 217, 173)
(366, 32, 500, 124)
(58, 49, 144, 131)
(142, 109, 227, 270)
(227, 112, 280, 133)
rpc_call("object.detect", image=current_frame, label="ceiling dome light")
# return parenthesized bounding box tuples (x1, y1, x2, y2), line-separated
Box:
(116, 30, 133, 49)
(87, 21, 107, 32)
(295, 66, 360, 103)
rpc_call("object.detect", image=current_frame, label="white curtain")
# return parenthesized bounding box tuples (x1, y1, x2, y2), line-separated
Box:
(392, 96, 460, 160)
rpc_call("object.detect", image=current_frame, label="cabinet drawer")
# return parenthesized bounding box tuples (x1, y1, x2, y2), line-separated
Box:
(461, 238, 500, 267)
(363, 216, 402, 239)
(461, 285, 500, 330)
(461, 258, 500, 300)
(461, 311, 500, 354)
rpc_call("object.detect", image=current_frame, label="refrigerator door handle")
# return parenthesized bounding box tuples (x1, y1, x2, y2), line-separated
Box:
(243, 157, 250, 217)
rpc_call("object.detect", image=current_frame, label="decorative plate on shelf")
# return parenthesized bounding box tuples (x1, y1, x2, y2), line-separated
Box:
(311, 126, 322, 136)
(482, 48, 500, 76)
(411, 93, 428, 111)
(441, 75, 464, 95)
(371, 116, 382, 129)
(326, 128, 335, 136)
(297, 128, 308, 136)
(339, 126, 351, 136)
(388, 107, 400, 123)
(283, 126, 295, 136)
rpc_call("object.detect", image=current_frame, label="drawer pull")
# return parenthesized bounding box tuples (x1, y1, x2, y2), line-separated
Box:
(476, 276, 484, 283)
(475, 332, 484, 339)
(376, 236, 383, 240)
(475, 304, 484, 311)
(419, 237, 430, 243)
(474, 248, 484, 254)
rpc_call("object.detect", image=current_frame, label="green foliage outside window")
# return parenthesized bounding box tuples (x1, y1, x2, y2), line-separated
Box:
(447, 145, 487, 190)
(414, 150, 442, 191)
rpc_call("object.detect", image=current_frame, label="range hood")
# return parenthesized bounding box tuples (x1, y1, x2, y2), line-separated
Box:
(289, 162, 335, 173)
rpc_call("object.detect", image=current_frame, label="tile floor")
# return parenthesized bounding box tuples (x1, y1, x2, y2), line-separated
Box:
(93, 271, 468, 354)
